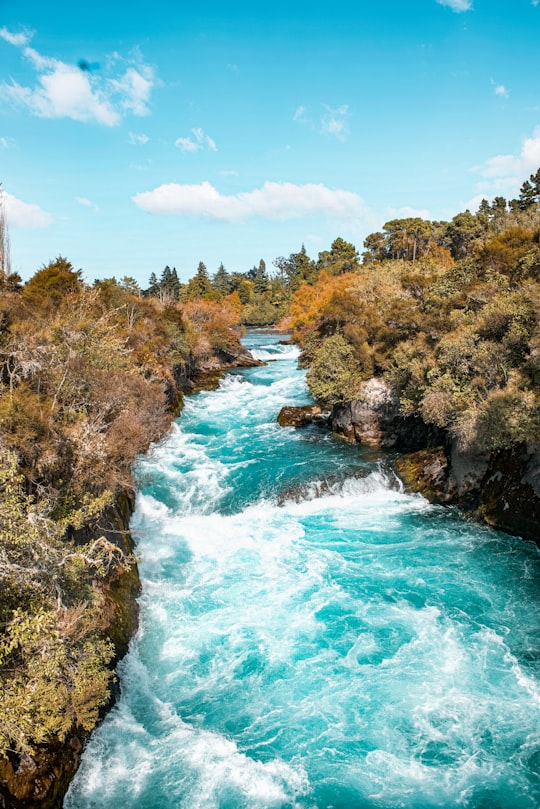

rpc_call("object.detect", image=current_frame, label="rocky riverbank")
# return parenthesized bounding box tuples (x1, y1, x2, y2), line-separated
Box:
(0, 342, 261, 809)
(278, 377, 540, 545)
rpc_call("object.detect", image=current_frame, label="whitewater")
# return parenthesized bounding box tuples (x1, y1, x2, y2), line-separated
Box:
(65, 331, 540, 809)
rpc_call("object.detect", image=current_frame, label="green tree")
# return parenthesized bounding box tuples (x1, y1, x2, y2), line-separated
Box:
(306, 334, 363, 407)
(362, 232, 386, 264)
(145, 272, 160, 297)
(182, 262, 213, 301)
(274, 244, 317, 289)
(159, 266, 181, 302)
(445, 211, 485, 260)
(318, 237, 360, 274)
(253, 259, 269, 293)
(212, 262, 231, 295)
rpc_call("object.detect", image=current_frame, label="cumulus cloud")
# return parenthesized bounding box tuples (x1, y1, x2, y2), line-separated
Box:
(0, 32, 155, 126)
(436, 0, 472, 11)
(133, 180, 364, 222)
(471, 127, 540, 198)
(4, 192, 52, 227)
(175, 128, 217, 152)
(294, 103, 350, 140)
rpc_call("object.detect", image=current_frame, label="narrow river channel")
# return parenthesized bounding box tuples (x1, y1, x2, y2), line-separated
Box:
(65, 331, 540, 809)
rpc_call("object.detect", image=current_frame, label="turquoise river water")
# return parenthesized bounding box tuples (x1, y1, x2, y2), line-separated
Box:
(65, 331, 540, 809)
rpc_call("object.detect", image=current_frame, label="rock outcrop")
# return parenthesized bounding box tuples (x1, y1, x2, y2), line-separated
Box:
(277, 404, 325, 427)
(327, 378, 540, 545)
(330, 378, 443, 451)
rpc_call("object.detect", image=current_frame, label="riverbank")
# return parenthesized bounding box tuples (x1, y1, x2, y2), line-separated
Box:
(0, 339, 261, 809)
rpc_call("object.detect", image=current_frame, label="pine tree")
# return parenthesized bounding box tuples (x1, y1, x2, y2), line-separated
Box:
(253, 259, 269, 293)
(146, 272, 160, 297)
(213, 262, 231, 295)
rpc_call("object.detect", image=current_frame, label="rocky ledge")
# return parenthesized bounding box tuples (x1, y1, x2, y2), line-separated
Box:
(277, 404, 327, 427)
(327, 378, 539, 545)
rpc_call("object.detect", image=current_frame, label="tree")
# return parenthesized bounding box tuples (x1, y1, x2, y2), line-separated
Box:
(159, 266, 181, 302)
(120, 276, 141, 296)
(517, 170, 540, 211)
(145, 272, 160, 297)
(0, 186, 11, 284)
(253, 259, 269, 293)
(182, 261, 213, 301)
(362, 232, 386, 264)
(23, 257, 83, 308)
(445, 211, 485, 260)
(306, 334, 363, 407)
(321, 237, 360, 273)
(212, 262, 231, 296)
(274, 244, 317, 289)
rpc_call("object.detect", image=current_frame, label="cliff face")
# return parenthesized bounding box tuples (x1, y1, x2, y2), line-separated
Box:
(329, 378, 540, 545)
(0, 339, 259, 809)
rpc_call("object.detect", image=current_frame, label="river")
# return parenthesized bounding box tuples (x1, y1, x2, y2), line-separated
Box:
(65, 330, 540, 809)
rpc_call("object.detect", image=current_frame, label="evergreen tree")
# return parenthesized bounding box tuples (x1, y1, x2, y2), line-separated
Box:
(120, 276, 141, 295)
(213, 262, 231, 295)
(159, 266, 181, 302)
(146, 272, 160, 297)
(274, 244, 317, 289)
(183, 261, 213, 301)
(518, 180, 537, 211)
(253, 259, 269, 293)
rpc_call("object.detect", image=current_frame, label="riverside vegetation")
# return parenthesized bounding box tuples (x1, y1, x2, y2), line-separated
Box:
(0, 169, 539, 806)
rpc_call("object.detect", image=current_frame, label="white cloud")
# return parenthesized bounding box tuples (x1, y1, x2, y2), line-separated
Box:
(436, 0, 472, 11)
(0, 26, 33, 47)
(175, 136, 199, 152)
(0, 34, 155, 126)
(76, 196, 99, 212)
(4, 192, 52, 227)
(128, 131, 150, 145)
(472, 126, 540, 198)
(294, 103, 350, 140)
(133, 180, 365, 222)
(321, 104, 350, 140)
(2, 63, 121, 125)
(110, 66, 154, 116)
(175, 128, 217, 152)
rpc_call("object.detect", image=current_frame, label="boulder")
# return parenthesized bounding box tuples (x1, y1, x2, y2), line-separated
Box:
(277, 404, 324, 427)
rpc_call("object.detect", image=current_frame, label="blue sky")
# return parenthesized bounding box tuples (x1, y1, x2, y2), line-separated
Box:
(1, 0, 539, 286)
